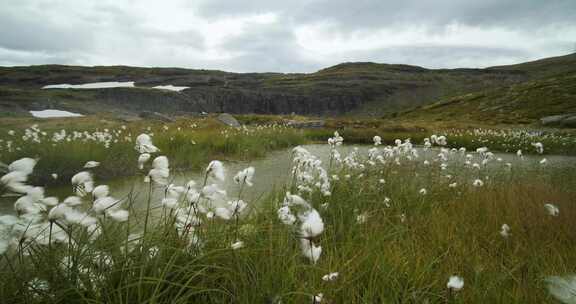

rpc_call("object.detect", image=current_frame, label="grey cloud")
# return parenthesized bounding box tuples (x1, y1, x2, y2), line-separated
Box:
(194, 0, 576, 34)
(0, 0, 574, 71)
(0, 48, 81, 66)
(218, 22, 318, 72)
(0, 9, 93, 52)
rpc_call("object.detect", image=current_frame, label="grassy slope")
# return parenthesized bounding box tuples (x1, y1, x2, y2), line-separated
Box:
(393, 72, 576, 126)
(487, 52, 576, 78)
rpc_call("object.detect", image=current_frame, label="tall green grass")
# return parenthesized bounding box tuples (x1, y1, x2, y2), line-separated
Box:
(0, 121, 306, 186)
(1, 140, 575, 303)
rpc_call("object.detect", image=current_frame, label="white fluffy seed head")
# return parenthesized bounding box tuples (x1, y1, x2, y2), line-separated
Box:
(92, 185, 110, 199)
(447, 276, 464, 290)
(300, 239, 322, 264)
(299, 209, 324, 239)
(8, 158, 37, 175)
(206, 160, 226, 182)
(84, 161, 100, 168)
(233, 167, 255, 186)
(106, 209, 129, 222)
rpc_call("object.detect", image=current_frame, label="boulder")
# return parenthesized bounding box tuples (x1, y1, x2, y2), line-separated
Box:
(540, 114, 576, 127)
(561, 116, 576, 128)
(217, 113, 241, 128)
(139, 111, 175, 122)
(540, 114, 569, 125)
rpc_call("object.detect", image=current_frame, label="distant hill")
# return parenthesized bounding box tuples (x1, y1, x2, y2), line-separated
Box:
(390, 71, 576, 126)
(0, 53, 575, 123)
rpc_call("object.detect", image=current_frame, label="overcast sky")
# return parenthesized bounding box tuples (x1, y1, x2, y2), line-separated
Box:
(1, 0, 575, 72)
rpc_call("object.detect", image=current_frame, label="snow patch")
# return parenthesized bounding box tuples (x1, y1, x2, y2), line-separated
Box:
(42, 82, 135, 89)
(152, 85, 189, 92)
(30, 109, 83, 118)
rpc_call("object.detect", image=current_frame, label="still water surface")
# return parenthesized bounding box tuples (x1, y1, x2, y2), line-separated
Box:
(2, 144, 575, 215)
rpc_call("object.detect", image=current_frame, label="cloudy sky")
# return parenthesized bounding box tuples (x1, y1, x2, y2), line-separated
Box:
(1, 0, 575, 72)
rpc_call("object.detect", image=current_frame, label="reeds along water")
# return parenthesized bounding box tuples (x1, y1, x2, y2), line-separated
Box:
(0, 128, 576, 303)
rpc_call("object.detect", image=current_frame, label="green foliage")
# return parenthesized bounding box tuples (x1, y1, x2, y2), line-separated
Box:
(395, 72, 576, 126)
(1, 141, 575, 303)
(0, 119, 306, 186)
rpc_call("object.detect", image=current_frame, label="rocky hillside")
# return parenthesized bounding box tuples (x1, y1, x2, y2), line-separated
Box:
(0, 53, 575, 119)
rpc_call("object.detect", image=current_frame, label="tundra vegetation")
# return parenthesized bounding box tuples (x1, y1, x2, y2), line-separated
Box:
(1, 117, 576, 303)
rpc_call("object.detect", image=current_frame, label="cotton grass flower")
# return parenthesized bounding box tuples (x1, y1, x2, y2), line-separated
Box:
(137, 153, 151, 169)
(206, 160, 226, 182)
(47, 204, 70, 221)
(106, 209, 129, 222)
(215, 207, 232, 220)
(71, 171, 94, 197)
(373, 135, 382, 146)
(8, 158, 36, 175)
(201, 184, 226, 201)
(473, 179, 484, 187)
(93, 196, 120, 214)
(545, 275, 576, 304)
(436, 135, 447, 146)
(92, 185, 109, 200)
(83, 161, 100, 168)
(161, 197, 179, 209)
(419, 188, 427, 196)
(277, 206, 296, 225)
(148, 156, 169, 185)
(14, 195, 45, 214)
(532, 142, 544, 154)
(299, 209, 324, 238)
(327, 131, 343, 147)
(230, 240, 244, 250)
(356, 212, 368, 224)
(135, 134, 159, 153)
(500, 224, 510, 238)
(1, 158, 37, 193)
(545, 203, 560, 216)
(234, 167, 255, 186)
(1, 171, 30, 193)
(65, 211, 97, 227)
(447, 276, 464, 291)
(300, 239, 322, 264)
(228, 199, 247, 215)
(63, 196, 83, 206)
(322, 272, 339, 282)
(41, 197, 58, 206)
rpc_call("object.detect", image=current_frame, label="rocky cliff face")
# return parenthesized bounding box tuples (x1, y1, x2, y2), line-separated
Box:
(0, 53, 574, 118)
(90, 87, 367, 116)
